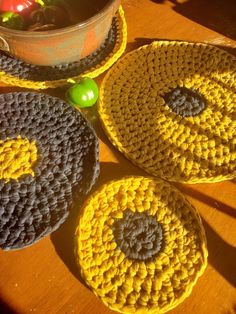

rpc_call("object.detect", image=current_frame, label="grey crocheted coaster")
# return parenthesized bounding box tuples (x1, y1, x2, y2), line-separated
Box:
(164, 86, 207, 117)
(0, 92, 99, 250)
(112, 210, 163, 261)
(0, 19, 117, 81)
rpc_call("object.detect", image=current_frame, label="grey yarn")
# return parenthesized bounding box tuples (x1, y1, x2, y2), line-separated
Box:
(164, 86, 207, 117)
(112, 210, 163, 261)
(0, 92, 99, 250)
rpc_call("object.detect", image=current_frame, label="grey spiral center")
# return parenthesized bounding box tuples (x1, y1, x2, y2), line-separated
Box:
(112, 210, 163, 261)
(164, 86, 207, 117)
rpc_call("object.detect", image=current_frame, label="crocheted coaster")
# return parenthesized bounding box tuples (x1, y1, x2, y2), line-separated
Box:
(0, 92, 99, 250)
(0, 6, 127, 89)
(75, 176, 208, 314)
(99, 41, 236, 184)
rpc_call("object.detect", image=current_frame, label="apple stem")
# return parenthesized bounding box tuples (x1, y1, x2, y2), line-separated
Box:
(67, 78, 77, 85)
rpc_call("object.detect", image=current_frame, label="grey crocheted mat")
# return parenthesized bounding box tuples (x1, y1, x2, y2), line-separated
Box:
(0, 92, 99, 250)
(0, 19, 117, 81)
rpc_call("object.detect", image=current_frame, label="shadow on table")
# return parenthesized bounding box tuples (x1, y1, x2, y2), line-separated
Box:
(150, 0, 236, 40)
(50, 160, 145, 285)
(50, 196, 88, 287)
(201, 218, 236, 288)
(0, 298, 18, 314)
(51, 161, 236, 289)
(178, 186, 236, 219)
(221, 304, 236, 314)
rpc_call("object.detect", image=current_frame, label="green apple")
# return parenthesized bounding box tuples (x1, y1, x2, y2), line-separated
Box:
(66, 77, 99, 108)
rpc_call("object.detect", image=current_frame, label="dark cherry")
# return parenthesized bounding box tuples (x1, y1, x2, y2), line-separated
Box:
(43, 5, 68, 27)
(30, 8, 45, 24)
(28, 4, 69, 30)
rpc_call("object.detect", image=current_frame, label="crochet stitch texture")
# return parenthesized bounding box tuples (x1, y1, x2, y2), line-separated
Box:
(0, 92, 99, 250)
(75, 176, 208, 313)
(99, 41, 236, 183)
(0, 136, 37, 181)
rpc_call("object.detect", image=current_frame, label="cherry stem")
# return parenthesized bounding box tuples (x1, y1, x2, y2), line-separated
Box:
(35, 0, 45, 7)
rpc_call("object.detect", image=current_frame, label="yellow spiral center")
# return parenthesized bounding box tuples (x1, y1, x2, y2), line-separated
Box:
(0, 136, 37, 182)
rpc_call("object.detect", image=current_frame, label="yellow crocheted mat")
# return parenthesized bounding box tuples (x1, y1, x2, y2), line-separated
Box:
(0, 6, 127, 90)
(99, 41, 236, 184)
(75, 176, 208, 314)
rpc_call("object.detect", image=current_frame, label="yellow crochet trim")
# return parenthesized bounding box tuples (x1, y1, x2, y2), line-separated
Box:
(99, 41, 236, 183)
(0, 6, 127, 90)
(75, 176, 208, 314)
(0, 136, 37, 181)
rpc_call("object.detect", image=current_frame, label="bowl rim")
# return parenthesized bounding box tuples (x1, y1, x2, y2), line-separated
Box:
(0, 0, 119, 37)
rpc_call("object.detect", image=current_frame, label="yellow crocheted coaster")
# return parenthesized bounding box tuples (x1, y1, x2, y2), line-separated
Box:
(0, 6, 127, 90)
(99, 41, 236, 183)
(75, 176, 208, 314)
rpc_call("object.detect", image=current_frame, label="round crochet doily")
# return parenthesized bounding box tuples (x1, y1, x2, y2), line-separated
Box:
(75, 176, 208, 314)
(0, 6, 127, 89)
(0, 92, 99, 250)
(99, 41, 236, 183)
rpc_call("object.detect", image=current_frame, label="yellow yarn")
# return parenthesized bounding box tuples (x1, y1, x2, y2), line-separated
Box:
(0, 6, 127, 89)
(75, 176, 208, 314)
(99, 41, 236, 183)
(0, 136, 37, 181)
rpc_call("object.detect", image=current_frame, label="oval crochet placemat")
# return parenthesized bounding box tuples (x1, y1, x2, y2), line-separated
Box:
(0, 92, 99, 250)
(75, 176, 208, 314)
(99, 41, 236, 183)
(0, 6, 127, 89)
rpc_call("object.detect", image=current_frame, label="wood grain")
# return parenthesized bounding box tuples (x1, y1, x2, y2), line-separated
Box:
(0, 1, 236, 313)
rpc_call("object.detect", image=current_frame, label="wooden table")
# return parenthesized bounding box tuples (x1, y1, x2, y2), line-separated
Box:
(0, 0, 236, 313)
